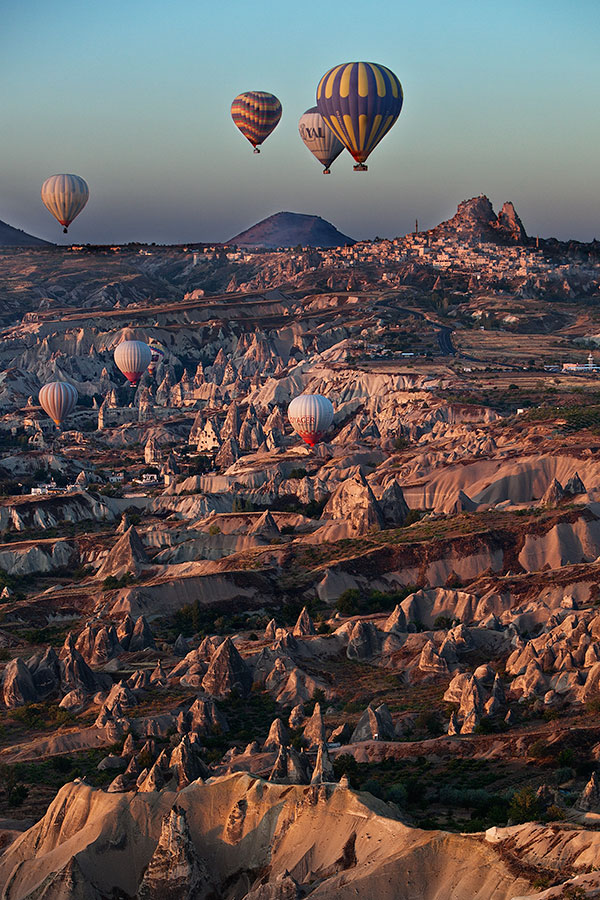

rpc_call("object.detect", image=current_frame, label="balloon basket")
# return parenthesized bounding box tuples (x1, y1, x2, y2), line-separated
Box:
(323, 168, 331, 175)
(353, 164, 368, 172)
(253, 147, 260, 154)
(63, 227, 68, 234)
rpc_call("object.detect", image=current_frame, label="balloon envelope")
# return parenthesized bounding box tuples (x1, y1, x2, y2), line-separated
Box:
(41, 174, 89, 233)
(316, 62, 403, 168)
(298, 107, 344, 174)
(288, 394, 334, 447)
(231, 92, 282, 151)
(39, 381, 78, 427)
(114, 340, 152, 385)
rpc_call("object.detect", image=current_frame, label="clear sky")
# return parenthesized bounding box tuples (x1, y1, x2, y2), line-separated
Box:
(1, 0, 598, 244)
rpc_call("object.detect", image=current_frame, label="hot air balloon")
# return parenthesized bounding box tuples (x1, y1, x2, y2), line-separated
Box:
(316, 62, 403, 171)
(231, 92, 282, 153)
(114, 340, 152, 386)
(298, 107, 344, 174)
(38, 381, 78, 427)
(148, 344, 165, 375)
(288, 394, 334, 447)
(41, 174, 89, 233)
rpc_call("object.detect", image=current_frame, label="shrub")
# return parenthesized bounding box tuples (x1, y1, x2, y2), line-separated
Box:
(50, 756, 73, 773)
(333, 754, 360, 788)
(508, 786, 541, 824)
(288, 468, 308, 480)
(557, 748, 574, 767)
(335, 589, 361, 616)
(552, 766, 574, 784)
(386, 783, 407, 805)
(102, 573, 135, 591)
(415, 710, 444, 737)
(403, 509, 422, 526)
(7, 783, 28, 807)
(208, 524, 221, 536)
(529, 739, 549, 759)
(544, 804, 566, 822)
(362, 778, 386, 800)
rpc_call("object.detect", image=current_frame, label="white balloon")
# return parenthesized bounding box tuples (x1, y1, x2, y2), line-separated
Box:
(114, 340, 152, 385)
(288, 393, 334, 446)
(41, 174, 89, 233)
(39, 381, 78, 427)
(298, 107, 344, 174)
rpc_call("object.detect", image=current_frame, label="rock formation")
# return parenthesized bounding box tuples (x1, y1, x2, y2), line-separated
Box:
(201, 638, 253, 698)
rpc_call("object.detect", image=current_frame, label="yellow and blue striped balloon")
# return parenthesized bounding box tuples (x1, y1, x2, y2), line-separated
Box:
(231, 91, 282, 154)
(316, 62, 403, 170)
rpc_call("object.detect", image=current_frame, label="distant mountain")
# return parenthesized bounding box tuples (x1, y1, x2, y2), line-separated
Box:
(229, 212, 355, 249)
(429, 196, 528, 245)
(0, 219, 52, 247)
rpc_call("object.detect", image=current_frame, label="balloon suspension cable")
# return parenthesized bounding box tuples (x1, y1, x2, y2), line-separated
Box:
(353, 164, 368, 172)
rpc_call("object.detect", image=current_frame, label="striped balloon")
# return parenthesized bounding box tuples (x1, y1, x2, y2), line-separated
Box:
(316, 62, 403, 170)
(231, 92, 282, 153)
(288, 394, 334, 447)
(39, 381, 78, 427)
(114, 340, 152, 386)
(298, 107, 344, 174)
(41, 174, 89, 234)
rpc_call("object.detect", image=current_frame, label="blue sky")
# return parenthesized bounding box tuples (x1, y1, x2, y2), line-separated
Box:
(1, 0, 598, 243)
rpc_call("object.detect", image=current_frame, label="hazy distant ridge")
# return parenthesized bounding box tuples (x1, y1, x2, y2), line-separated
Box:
(0, 219, 52, 247)
(229, 211, 355, 249)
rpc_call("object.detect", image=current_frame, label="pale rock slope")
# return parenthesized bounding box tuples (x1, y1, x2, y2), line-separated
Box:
(0, 773, 531, 900)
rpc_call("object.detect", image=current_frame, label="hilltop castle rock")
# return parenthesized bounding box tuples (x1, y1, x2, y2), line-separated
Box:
(430, 196, 528, 244)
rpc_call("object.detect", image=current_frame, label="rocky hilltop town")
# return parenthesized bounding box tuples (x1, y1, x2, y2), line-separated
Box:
(1, 198, 600, 898)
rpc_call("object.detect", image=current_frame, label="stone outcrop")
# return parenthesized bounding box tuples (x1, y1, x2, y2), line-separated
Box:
(97, 526, 149, 580)
(350, 704, 395, 743)
(374, 479, 409, 527)
(542, 478, 564, 506)
(2, 657, 38, 708)
(302, 703, 326, 747)
(201, 638, 253, 698)
(169, 734, 209, 788)
(244, 874, 300, 900)
(322, 468, 385, 535)
(564, 472, 586, 496)
(268, 746, 310, 785)
(576, 771, 600, 811)
(311, 742, 335, 784)
(292, 607, 316, 637)
(128, 616, 156, 652)
(75, 621, 122, 666)
(137, 805, 213, 899)
(347, 621, 381, 660)
(264, 717, 288, 750)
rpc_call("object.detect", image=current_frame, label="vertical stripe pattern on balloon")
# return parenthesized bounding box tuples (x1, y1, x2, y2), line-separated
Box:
(41, 174, 89, 229)
(39, 381, 78, 427)
(316, 62, 403, 164)
(114, 340, 153, 385)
